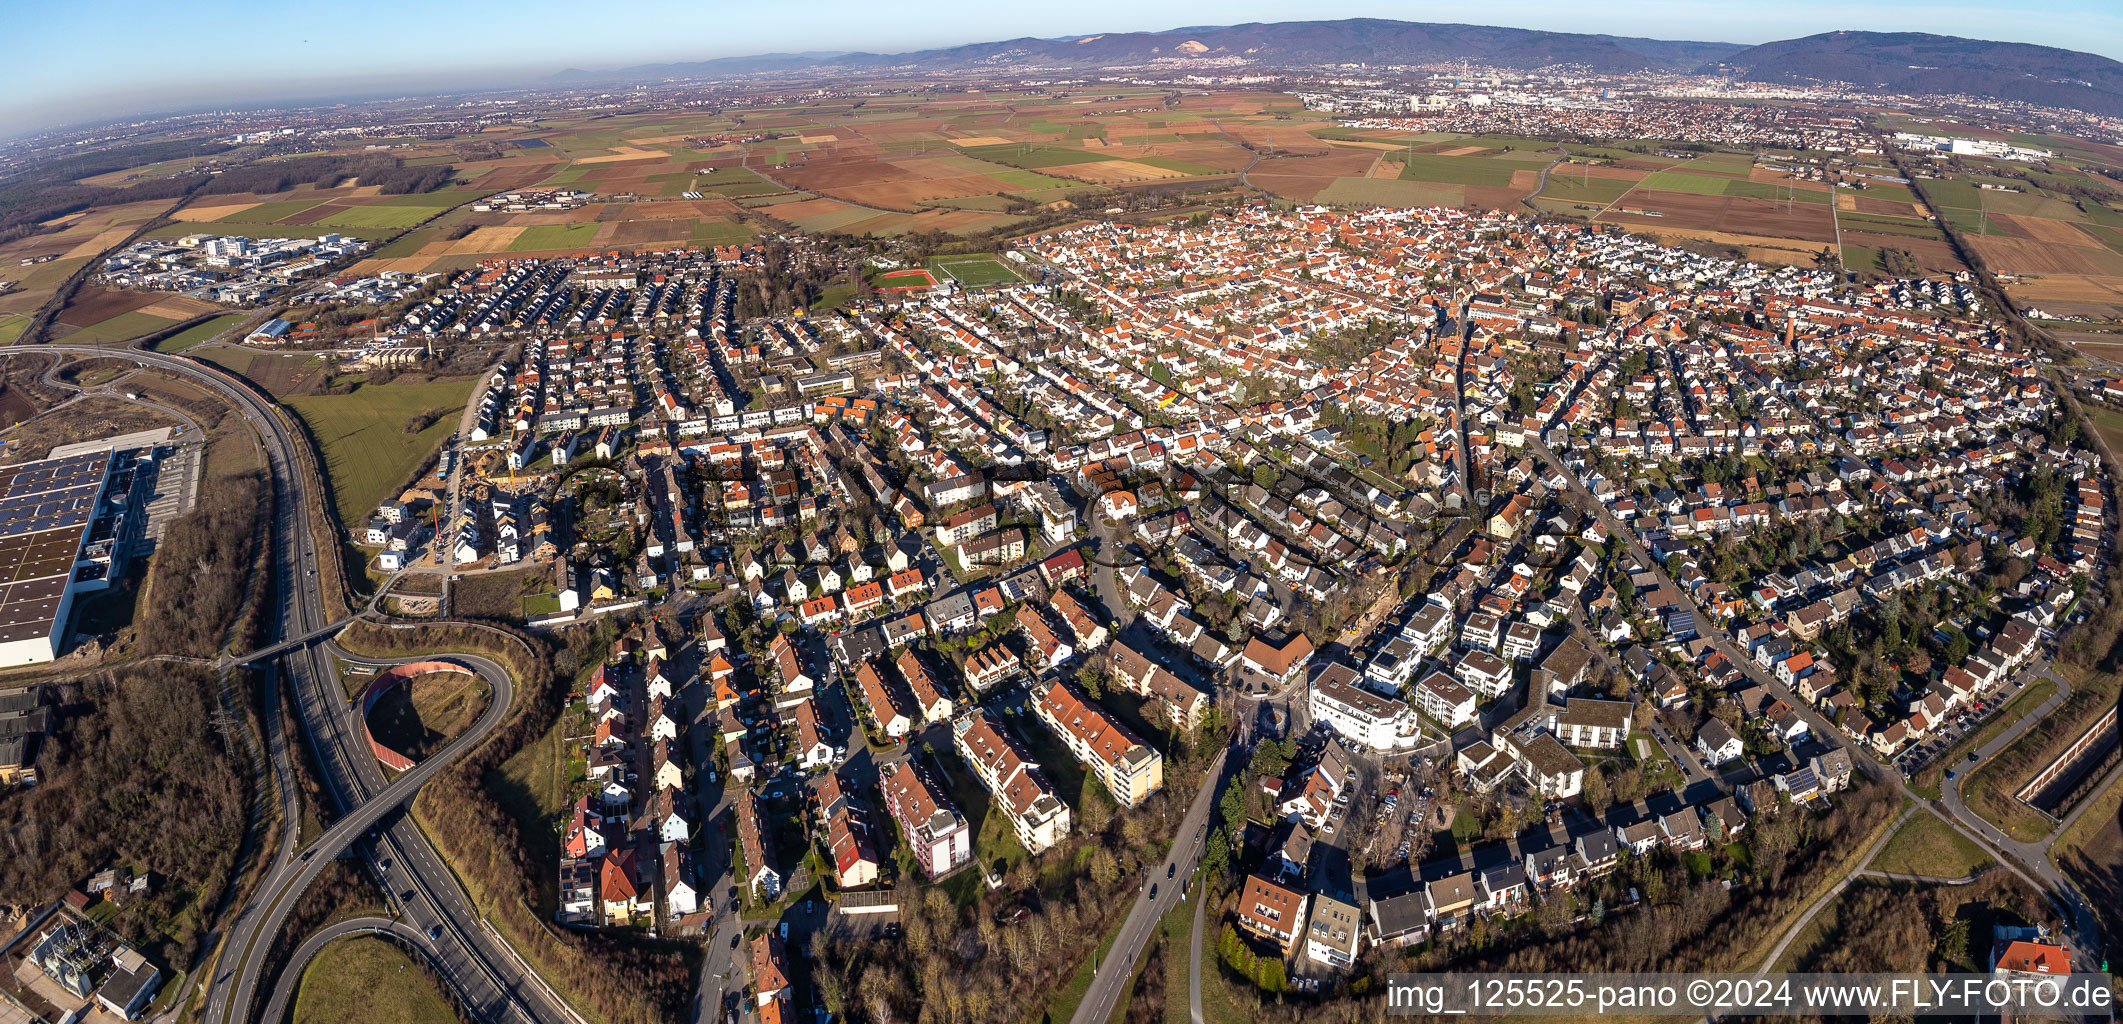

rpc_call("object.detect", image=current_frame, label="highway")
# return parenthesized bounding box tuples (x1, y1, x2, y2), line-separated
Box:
(1, 345, 574, 1023)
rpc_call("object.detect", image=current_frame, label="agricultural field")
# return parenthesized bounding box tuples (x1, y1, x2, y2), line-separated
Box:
(156, 181, 479, 243)
(1918, 173, 2123, 320)
(0, 198, 183, 337)
(48, 285, 226, 345)
(1602, 190, 1838, 240)
(431, 90, 1295, 233)
(282, 375, 477, 526)
(393, 97, 1147, 237)
(1235, 130, 1555, 208)
(1313, 178, 1464, 208)
(345, 195, 760, 275)
(753, 196, 1027, 238)
(1536, 166, 1637, 205)
(1544, 158, 1846, 268)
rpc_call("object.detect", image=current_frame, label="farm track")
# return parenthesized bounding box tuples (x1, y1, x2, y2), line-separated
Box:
(1521, 144, 1568, 213)
(1206, 120, 1265, 192)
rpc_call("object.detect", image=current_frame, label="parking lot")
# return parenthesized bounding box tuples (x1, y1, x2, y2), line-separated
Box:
(1894, 676, 2025, 777)
(1334, 752, 1437, 871)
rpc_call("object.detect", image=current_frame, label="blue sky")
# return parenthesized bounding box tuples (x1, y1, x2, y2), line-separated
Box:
(4, 0, 2119, 135)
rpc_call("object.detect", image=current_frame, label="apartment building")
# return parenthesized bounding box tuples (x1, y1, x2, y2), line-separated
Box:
(1033, 679, 1164, 807)
(952, 708, 1072, 853)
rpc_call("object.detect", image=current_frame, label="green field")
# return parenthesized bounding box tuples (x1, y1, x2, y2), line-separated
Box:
(285, 376, 475, 525)
(1868, 811, 1994, 878)
(151, 219, 390, 242)
(1838, 214, 1946, 240)
(1923, 179, 2067, 235)
(989, 168, 1081, 191)
(1936, 204, 2009, 237)
(221, 199, 326, 223)
(962, 144, 1115, 170)
(1857, 182, 1921, 204)
(1314, 177, 1464, 208)
(292, 937, 460, 1024)
(1310, 126, 1403, 143)
(2083, 404, 2123, 456)
(507, 224, 601, 252)
(1641, 170, 1736, 195)
(1538, 172, 1634, 204)
(2081, 202, 2123, 229)
(930, 255, 1025, 287)
(694, 167, 786, 197)
(1683, 151, 1758, 174)
(1397, 153, 1543, 188)
(371, 190, 477, 207)
(1725, 179, 1833, 204)
(2084, 222, 2123, 257)
(151, 313, 247, 353)
(1529, 197, 1611, 218)
(1977, 191, 2087, 220)
(1841, 244, 1886, 275)
(57, 309, 181, 344)
(315, 204, 437, 230)
(787, 205, 881, 233)
(920, 194, 1019, 212)
(691, 220, 756, 245)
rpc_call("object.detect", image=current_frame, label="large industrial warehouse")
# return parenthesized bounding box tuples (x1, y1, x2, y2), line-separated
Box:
(0, 449, 138, 667)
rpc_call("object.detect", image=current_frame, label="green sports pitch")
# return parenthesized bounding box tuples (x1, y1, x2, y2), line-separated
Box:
(928, 255, 1025, 287)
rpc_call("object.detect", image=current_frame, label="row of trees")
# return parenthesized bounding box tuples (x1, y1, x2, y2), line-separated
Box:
(195, 153, 451, 197)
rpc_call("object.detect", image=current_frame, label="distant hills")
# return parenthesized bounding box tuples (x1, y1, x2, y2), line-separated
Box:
(551, 19, 1746, 81)
(550, 18, 2123, 117)
(1707, 32, 2123, 116)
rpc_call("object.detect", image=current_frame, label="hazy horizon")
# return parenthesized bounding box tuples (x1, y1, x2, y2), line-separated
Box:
(6, 0, 2121, 137)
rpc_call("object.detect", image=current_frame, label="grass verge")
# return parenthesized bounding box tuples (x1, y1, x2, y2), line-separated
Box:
(1868, 810, 1995, 879)
(292, 936, 461, 1024)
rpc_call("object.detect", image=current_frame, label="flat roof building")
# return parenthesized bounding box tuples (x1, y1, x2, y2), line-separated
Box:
(0, 449, 135, 667)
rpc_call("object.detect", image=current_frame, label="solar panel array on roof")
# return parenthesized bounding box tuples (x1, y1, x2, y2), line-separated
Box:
(0, 452, 114, 649)
(0, 453, 109, 542)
